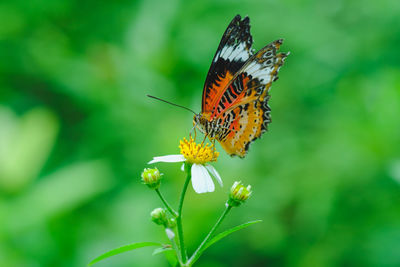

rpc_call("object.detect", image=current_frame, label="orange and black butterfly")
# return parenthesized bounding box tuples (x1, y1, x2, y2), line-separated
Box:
(193, 14, 289, 157)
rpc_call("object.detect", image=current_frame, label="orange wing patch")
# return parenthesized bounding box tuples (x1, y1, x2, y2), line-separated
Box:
(202, 70, 233, 112)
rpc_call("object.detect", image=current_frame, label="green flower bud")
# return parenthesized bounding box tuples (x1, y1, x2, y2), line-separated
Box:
(141, 168, 162, 189)
(150, 208, 168, 226)
(167, 218, 176, 228)
(227, 181, 252, 207)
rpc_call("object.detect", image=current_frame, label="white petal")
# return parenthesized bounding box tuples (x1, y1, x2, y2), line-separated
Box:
(191, 164, 215, 193)
(181, 163, 185, 172)
(232, 181, 240, 190)
(148, 154, 186, 164)
(205, 164, 223, 187)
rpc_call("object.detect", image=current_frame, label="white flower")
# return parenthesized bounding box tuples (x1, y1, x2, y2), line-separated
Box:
(148, 137, 223, 193)
(148, 154, 222, 194)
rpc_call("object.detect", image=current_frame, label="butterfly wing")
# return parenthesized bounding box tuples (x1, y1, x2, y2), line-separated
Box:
(202, 15, 254, 114)
(213, 40, 289, 157)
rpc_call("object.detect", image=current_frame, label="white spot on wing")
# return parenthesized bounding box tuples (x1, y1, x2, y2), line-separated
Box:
(244, 60, 274, 84)
(220, 45, 234, 60)
(219, 42, 250, 62)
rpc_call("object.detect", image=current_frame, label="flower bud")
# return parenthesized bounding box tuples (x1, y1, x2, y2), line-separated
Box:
(167, 218, 176, 228)
(165, 228, 175, 240)
(141, 168, 162, 189)
(227, 181, 252, 207)
(150, 208, 168, 226)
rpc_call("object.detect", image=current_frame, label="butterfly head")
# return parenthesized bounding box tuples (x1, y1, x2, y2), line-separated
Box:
(193, 113, 221, 139)
(193, 113, 207, 134)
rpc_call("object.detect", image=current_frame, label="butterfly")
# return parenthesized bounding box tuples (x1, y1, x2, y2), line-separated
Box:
(193, 14, 289, 157)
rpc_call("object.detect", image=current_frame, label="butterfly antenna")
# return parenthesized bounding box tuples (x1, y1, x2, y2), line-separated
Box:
(147, 95, 197, 115)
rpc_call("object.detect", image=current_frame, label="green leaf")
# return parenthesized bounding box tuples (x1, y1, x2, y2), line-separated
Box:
(192, 220, 262, 264)
(88, 242, 161, 266)
(152, 247, 177, 267)
(152, 246, 173, 256)
(204, 220, 262, 251)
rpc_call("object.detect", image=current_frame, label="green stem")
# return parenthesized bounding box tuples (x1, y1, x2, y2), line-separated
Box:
(156, 189, 178, 217)
(166, 228, 183, 266)
(187, 204, 232, 266)
(176, 164, 191, 264)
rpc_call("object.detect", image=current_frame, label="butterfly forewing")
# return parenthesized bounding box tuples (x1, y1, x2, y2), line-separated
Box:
(202, 15, 254, 113)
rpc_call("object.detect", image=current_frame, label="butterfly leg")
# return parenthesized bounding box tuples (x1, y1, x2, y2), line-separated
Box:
(189, 124, 197, 140)
(211, 138, 216, 154)
(199, 133, 207, 148)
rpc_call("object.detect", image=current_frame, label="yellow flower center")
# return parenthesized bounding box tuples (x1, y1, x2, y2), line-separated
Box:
(179, 137, 219, 164)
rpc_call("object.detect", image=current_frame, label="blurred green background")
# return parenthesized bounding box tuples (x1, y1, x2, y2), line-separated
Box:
(1, 0, 400, 266)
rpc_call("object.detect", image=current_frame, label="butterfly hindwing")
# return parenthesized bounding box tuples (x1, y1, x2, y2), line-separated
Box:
(213, 40, 289, 157)
(217, 97, 271, 157)
(202, 15, 253, 113)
